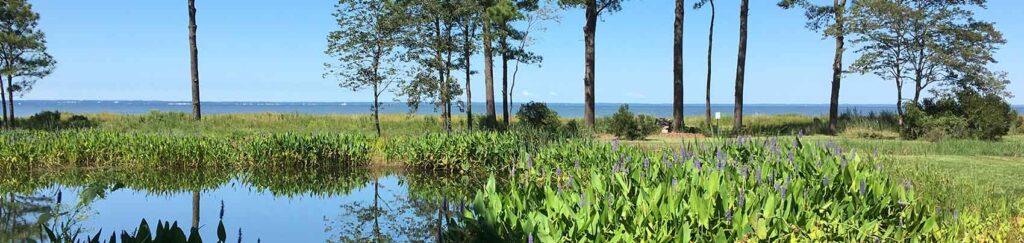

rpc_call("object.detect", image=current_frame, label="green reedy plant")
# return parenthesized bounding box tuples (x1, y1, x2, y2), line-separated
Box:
(239, 133, 371, 168)
(0, 131, 233, 170)
(458, 136, 1018, 241)
(0, 131, 373, 171)
(381, 132, 523, 171)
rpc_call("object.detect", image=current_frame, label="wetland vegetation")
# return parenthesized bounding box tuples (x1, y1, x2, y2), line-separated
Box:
(2, 0, 1022, 241)
(1, 111, 1022, 241)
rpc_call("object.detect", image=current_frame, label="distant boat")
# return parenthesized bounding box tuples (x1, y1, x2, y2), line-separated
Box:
(341, 103, 348, 106)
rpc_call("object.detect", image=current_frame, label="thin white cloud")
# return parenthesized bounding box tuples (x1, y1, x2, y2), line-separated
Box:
(548, 91, 558, 96)
(522, 90, 532, 96)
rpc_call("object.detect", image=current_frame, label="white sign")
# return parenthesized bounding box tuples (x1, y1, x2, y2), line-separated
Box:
(714, 112, 721, 120)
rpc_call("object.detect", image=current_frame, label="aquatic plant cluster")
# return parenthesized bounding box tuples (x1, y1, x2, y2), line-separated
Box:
(455, 137, 1020, 242)
(0, 131, 371, 170)
(381, 132, 525, 171)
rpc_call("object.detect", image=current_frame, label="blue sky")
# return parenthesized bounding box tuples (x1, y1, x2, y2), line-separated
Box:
(25, 0, 1022, 104)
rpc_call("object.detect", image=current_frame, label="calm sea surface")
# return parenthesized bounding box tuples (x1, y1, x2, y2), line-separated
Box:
(18, 100, 1019, 118)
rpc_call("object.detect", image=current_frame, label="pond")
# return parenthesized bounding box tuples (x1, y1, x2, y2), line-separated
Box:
(0, 168, 484, 242)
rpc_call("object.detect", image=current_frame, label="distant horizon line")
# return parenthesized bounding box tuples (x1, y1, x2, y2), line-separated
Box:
(21, 99, 1019, 106)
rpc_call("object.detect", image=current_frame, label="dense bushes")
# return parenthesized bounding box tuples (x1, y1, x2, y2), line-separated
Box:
(18, 111, 94, 130)
(902, 91, 1017, 141)
(605, 104, 659, 140)
(515, 102, 561, 131)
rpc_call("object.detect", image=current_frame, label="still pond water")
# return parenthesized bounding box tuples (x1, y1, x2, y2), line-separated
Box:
(1, 169, 483, 242)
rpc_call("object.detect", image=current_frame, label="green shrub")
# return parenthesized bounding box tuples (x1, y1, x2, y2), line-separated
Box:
(901, 91, 1015, 141)
(606, 104, 658, 140)
(920, 115, 969, 142)
(20, 111, 95, 130)
(1011, 116, 1024, 135)
(901, 103, 927, 139)
(515, 101, 561, 131)
(959, 91, 1016, 140)
(475, 115, 506, 131)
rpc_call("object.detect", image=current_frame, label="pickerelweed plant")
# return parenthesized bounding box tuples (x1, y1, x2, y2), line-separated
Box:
(381, 132, 524, 172)
(456, 136, 1017, 242)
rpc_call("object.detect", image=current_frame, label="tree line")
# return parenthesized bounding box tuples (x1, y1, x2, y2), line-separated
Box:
(325, 0, 1011, 136)
(0, 0, 1011, 135)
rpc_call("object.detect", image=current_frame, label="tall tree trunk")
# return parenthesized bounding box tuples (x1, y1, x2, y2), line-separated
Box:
(191, 191, 200, 231)
(704, 0, 716, 128)
(372, 83, 382, 137)
(672, 0, 685, 132)
(913, 74, 922, 104)
(0, 75, 7, 129)
(828, 0, 846, 134)
(896, 78, 904, 127)
(733, 0, 748, 132)
(482, 23, 497, 126)
(501, 39, 510, 126)
(445, 23, 455, 132)
(434, 18, 451, 133)
(188, 0, 201, 121)
(464, 21, 473, 131)
(6, 75, 14, 128)
(583, 0, 598, 128)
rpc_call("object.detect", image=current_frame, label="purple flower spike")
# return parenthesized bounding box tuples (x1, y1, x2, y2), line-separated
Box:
(672, 177, 678, 187)
(726, 208, 733, 224)
(528, 234, 534, 243)
(574, 160, 580, 170)
(555, 167, 562, 177)
(823, 176, 829, 186)
(860, 180, 867, 194)
(526, 155, 533, 170)
(694, 158, 702, 171)
(840, 157, 848, 170)
(738, 191, 746, 208)
(643, 158, 650, 169)
(612, 139, 619, 153)
(755, 168, 762, 183)
(781, 186, 787, 198)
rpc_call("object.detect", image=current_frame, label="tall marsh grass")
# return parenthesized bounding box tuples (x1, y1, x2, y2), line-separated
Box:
(0, 130, 372, 170)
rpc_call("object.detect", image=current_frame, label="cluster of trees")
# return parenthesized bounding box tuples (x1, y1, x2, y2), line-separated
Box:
(325, 0, 557, 136)
(0, 0, 56, 129)
(326, 0, 1011, 137)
